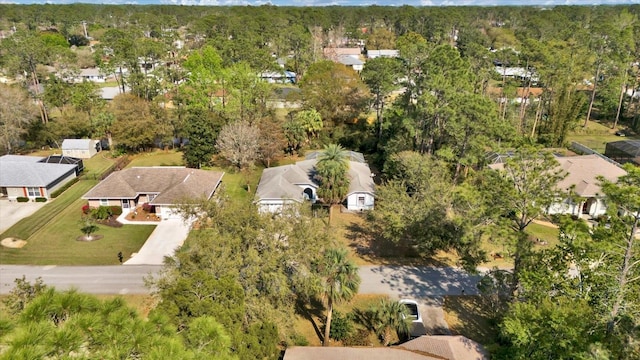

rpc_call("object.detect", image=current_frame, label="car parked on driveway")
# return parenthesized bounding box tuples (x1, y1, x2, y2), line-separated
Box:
(400, 299, 422, 323)
(399, 299, 427, 338)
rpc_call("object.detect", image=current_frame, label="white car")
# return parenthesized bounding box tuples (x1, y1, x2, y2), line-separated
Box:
(399, 299, 422, 323)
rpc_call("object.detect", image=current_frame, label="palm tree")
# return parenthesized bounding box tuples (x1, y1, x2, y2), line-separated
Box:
(318, 248, 360, 346)
(372, 299, 411, 346)
(315, 144, 350, 225)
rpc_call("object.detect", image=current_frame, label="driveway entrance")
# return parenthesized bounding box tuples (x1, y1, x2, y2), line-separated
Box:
(123, 218, 190, 265)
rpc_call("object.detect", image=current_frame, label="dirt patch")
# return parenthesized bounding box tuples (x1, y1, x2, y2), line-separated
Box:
(76, 235, 104, 242)
(1, 237, 27, 248)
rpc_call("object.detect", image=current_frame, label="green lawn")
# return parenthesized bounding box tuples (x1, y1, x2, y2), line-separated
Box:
(127, 150, 184, 168)
(526, 222, 560, 246)
(0, 181, 97, 241)
(1, 191, 155, 265)
(83, 151, 116, 178)
(0, 179, 155, 265)
(567, 121, 638, 153)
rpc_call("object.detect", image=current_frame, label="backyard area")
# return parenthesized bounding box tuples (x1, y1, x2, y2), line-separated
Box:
(567, 121, 638, 153)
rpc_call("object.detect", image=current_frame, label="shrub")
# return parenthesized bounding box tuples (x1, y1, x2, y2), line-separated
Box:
(50, 178, 79, 198)
(35, 197, 47, 203)
(142, 203, 153, 212)
(91, 206, 112, 220)
(327, 311, 353, 342)
(82, 204, 90, 215)
(110, 206, 123, 216)
(287, 333, 309, 346)
(16, 197, 29, 203)
(343, 329, 371, 347)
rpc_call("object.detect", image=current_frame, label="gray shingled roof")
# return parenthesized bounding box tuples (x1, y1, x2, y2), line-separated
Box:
(0, 155, 77, 187)
(305, 150, 365, 163)
(255, 157, 374, 203)
(62, 139, 93, 150)
(82, 167, 224, 205)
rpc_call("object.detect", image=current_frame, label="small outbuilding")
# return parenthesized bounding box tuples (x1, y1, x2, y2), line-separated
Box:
(61, 139, 101, 159)
(605, 140, 640, 166)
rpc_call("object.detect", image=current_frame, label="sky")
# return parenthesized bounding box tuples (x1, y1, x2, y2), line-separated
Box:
(2, 0, 639, 6)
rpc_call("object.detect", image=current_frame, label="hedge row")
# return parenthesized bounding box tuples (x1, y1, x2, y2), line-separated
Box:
(50, 177, 80, 198)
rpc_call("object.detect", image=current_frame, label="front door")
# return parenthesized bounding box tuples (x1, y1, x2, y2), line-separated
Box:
(122, 199, 129, 209)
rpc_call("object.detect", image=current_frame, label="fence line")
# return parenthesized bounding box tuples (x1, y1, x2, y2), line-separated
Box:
(569, 141, 622, 168)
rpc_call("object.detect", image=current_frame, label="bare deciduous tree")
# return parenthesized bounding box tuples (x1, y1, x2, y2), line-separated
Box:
(0, 84, 39, 153)
(216, 120, 260, 170)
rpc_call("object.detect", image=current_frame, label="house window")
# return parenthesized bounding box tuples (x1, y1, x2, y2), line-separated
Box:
(99, 199, 109, 206)
(358, 196, 365, 206)
(27, 187, 41, 197)
(148, 194, 157, 202)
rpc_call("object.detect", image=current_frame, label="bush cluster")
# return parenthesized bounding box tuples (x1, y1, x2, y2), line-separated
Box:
(142, 203, 153, 212)
(328, 311, 354, 342)
(110, 206, 123, 216)
(35, 197, 47, 203)
(91, 206, 113, 220)
(82, 204, 90, 214)
(16, 197, 29, 202)
(50, 178, 79, 198)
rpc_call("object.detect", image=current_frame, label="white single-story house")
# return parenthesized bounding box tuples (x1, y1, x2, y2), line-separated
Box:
(61, 139, 101, 159)
(260, 71, 296, 84)
(76, 68, 106, 83)
(548, 155, 627, 218)
(0, 155, 79, 199)
(255, 150, 375, 214)
(337, 55, 364, 72)
(366, 49, 399, 59)
(489, 154, 627, 218)
(82, 167, 224, 220)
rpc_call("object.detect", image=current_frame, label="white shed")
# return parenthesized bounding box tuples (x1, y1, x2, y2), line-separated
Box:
(61, 139, 101, 159)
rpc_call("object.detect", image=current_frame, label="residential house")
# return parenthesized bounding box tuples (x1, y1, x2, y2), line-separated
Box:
(338, 55, 364, 72)
(323, 47, 364, 72)
(550, 155, 627, 217)
(61, 139, 101, 159)
(76, 68, 106, 83)
(82, 167, 224, 220)
(323, 47, 362, 61)
(489, 154, 627, 218)
(260, 71, 297, 84)
(255, 151, 374, 214)
(0, 155, 80, 199)
(494, 66, 539, 84)
(366, 49, 399, 59)
(283, 335, 487, 360)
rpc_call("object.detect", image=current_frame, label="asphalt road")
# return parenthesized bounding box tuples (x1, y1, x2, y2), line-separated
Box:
(1, 264, 484, 296)
(0, 264, 487, 334)
(0, 265, 162, 295)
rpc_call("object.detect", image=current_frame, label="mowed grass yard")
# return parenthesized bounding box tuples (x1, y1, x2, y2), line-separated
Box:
(567, 120, 638, 153)
(0, 179, 155, 265)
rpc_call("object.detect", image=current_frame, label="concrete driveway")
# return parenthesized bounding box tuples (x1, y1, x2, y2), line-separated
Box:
(123, 218, 191, 265)
(0, 200, 46, 234)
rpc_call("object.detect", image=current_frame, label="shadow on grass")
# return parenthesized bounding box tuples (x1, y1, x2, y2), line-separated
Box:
(443, 295, 500, 347)
(295, 297, 326, 344)
(344, 219, 451, 267)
